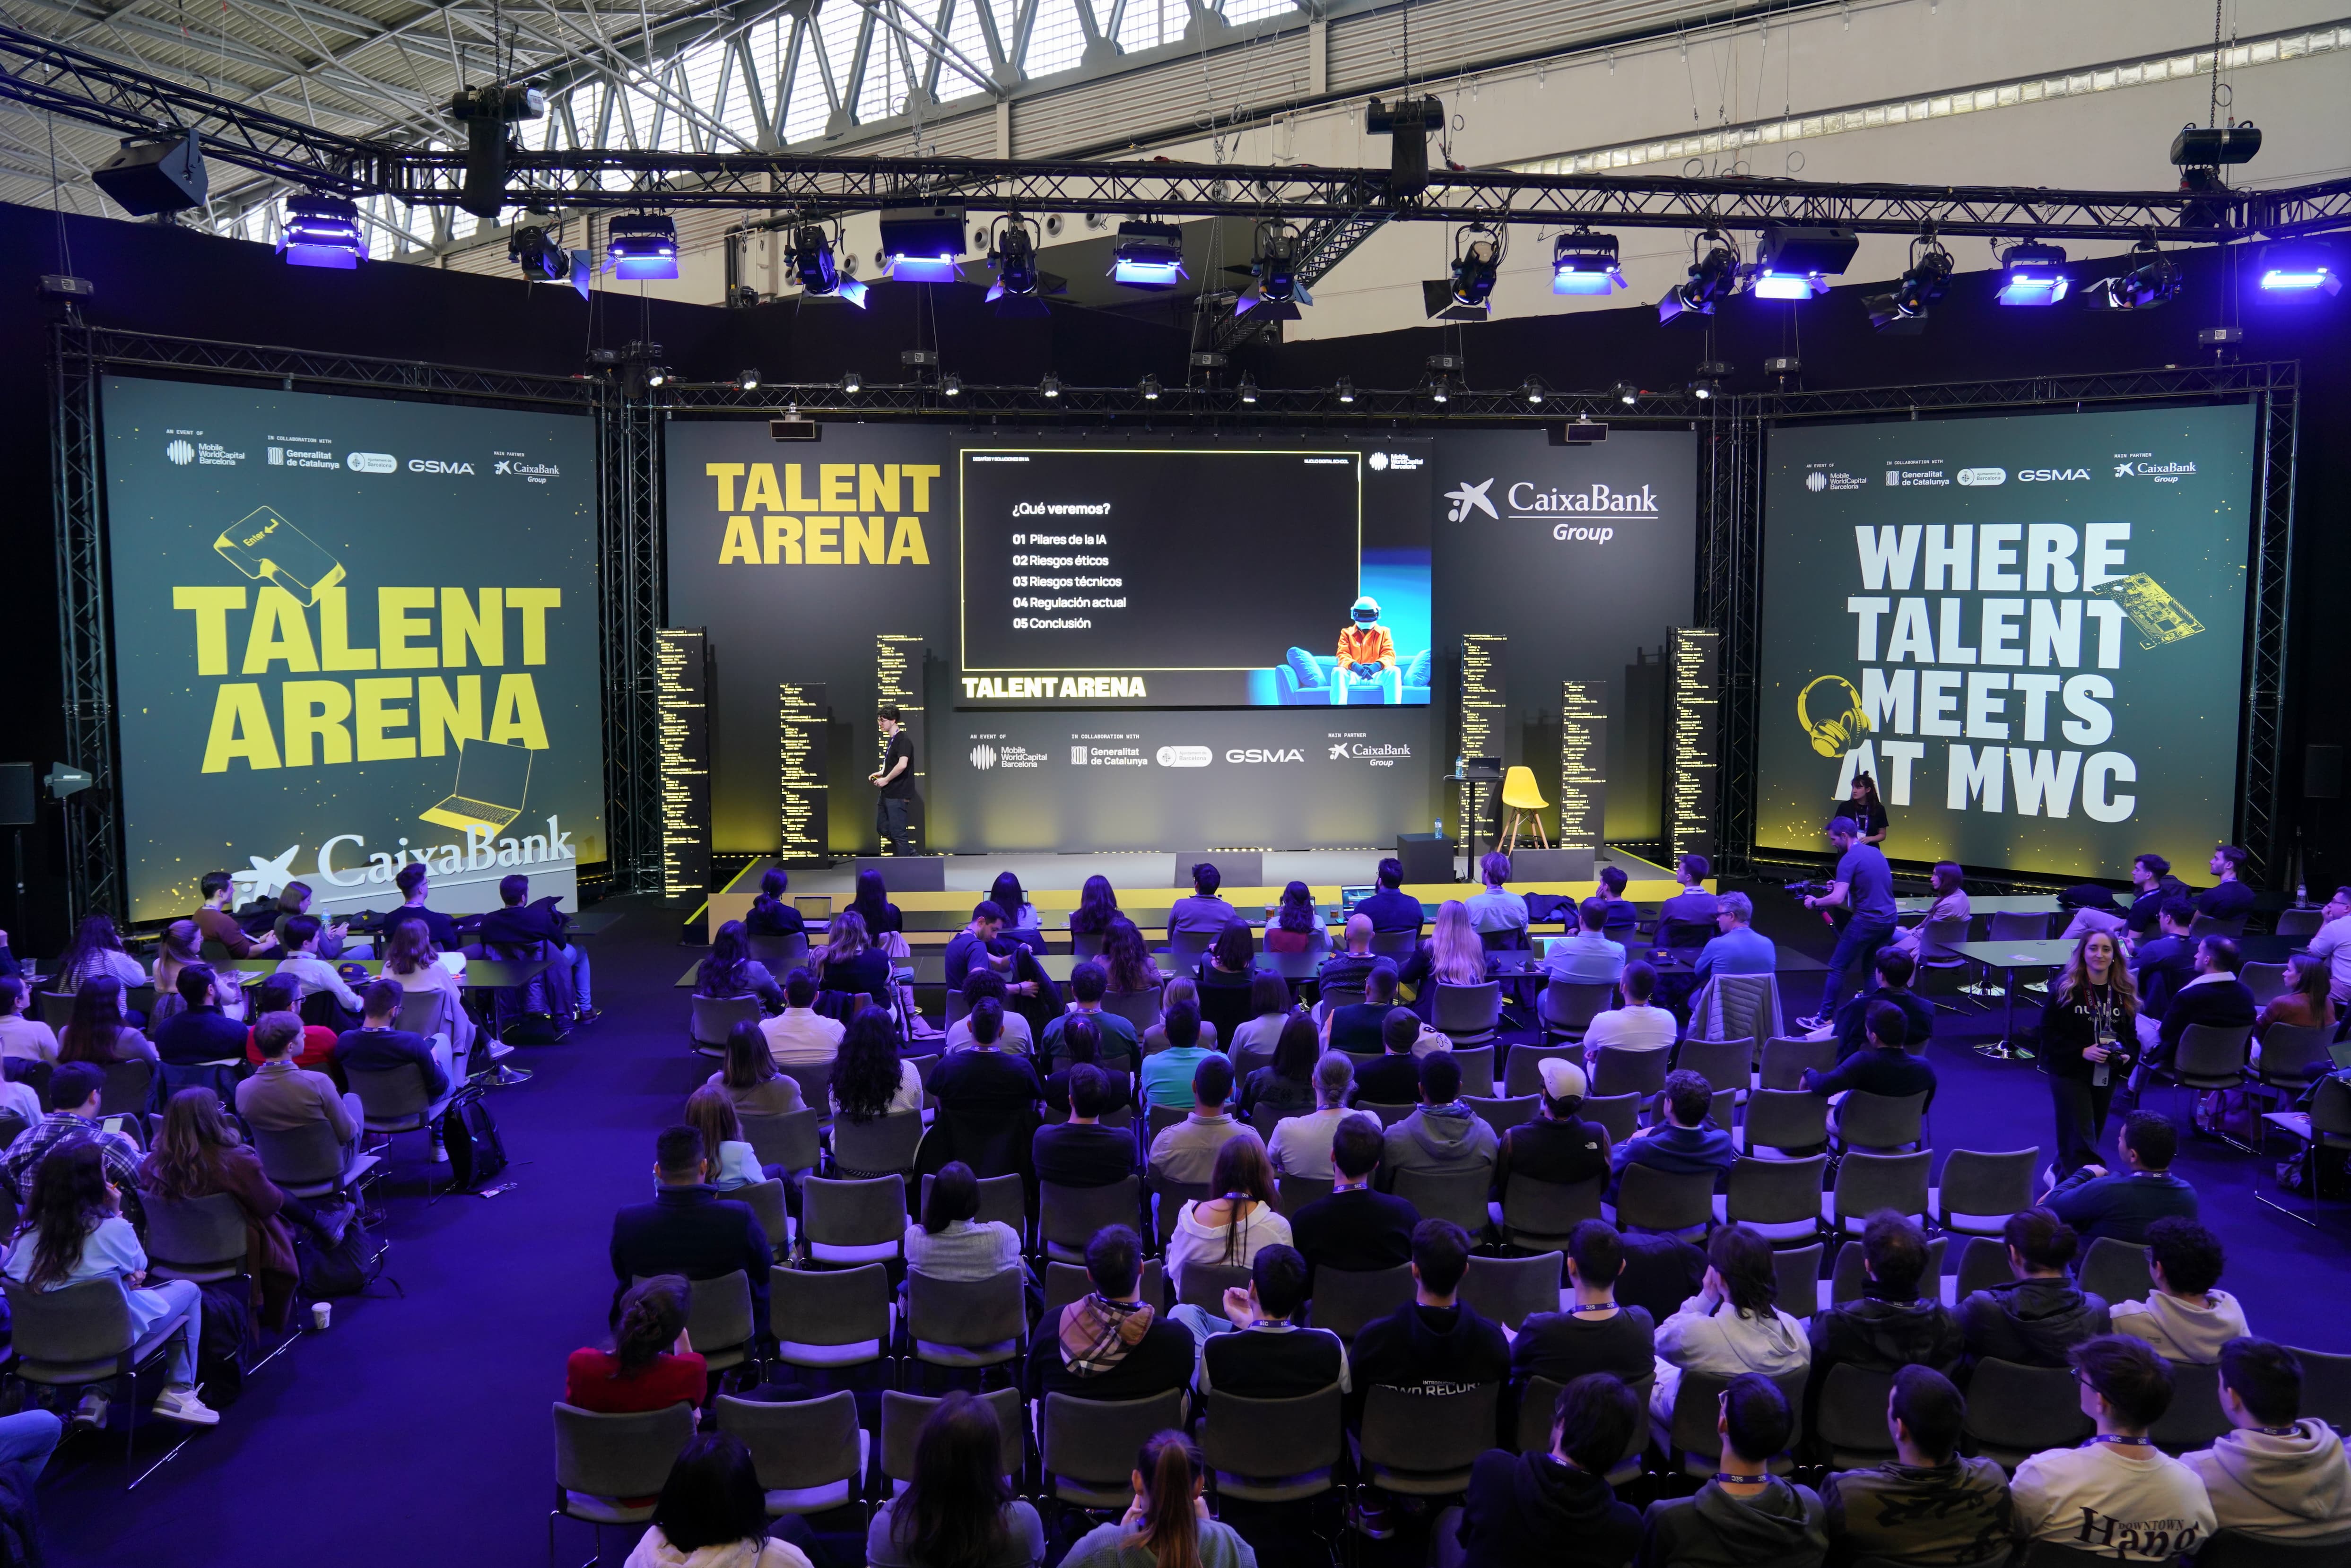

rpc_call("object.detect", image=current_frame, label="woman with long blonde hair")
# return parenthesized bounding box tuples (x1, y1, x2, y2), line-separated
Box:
(2039, 927, 2141, 1177)
(1427, 899, 1487, 989)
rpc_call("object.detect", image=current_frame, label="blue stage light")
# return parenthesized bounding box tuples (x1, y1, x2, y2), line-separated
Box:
(1550, 231, 1625, 295)
(607, 214, 679, 280)
(1995, 242, 2070, 305)
(2257, 242, 2341, 295)
(1111, 221, 1187, 289)
(280, 193, 366, 269)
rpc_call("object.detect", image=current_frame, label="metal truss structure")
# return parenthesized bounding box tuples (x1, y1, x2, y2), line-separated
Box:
(660, 376, 1702, 420)
(598, 381, 666, 897)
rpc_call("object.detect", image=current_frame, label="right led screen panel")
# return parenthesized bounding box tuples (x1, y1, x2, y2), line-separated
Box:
(1754, 403, 2257, 878)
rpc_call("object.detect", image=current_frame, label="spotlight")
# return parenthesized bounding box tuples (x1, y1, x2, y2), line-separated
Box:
(2091, 238, 2181, 311)
(1745, 224, 1857, 301)
(1424, 223, 1504, 321)
(841, 371, 862, 393)
(1111, 220, 1187, 288)
(985, 218, 1051, 317)
(280, 193, 366, 269)
(738, 368, 760, 390)
(1688, 360, 1730, 400)
(606, 214, 679, 280)
(645, 366, 670, 388)
(1550, 230, 1625, 295)
(1658, 231, 1738, 323)
(792, 223, 867, 307)
(1335, 376, 1356, 404)
(941, 374, 962, 397)
(1238, 373, 1258, 404)
(1040, 373, 1062, 399)
(2258, 241, 2342, 295)
(511, 224, 572, 282)
(1236, 221, 1310, 320)
(1609, 381, 1638, 407)
(1995, 242, 2071, 306)
(1140, 375, 1162, 401)
(1866, 232, 1954, 334)
(1522, 378, 1544, 405)
(879, 203, 965, 282)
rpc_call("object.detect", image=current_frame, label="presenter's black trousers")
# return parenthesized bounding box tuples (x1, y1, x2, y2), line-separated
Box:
(2049, 1074, 2115, 1178)
(876, 797, 912, 856)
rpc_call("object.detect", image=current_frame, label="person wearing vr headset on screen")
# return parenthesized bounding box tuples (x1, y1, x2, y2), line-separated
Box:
(1333, 595, 1401, 704)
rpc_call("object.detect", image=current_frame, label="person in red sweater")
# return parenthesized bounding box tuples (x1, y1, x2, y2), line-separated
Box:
(242, 978, 337, 1070)
(565, 1274, 706, 1413)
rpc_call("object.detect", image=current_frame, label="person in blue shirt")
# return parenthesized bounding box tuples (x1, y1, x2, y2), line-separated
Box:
(1693, 892, 1776, 981)
(1543, 899, 1626, 987)
(1825, 947, 1935, 1062)
(1607, 1070, 1736, 1199)
(1594, 866, 1640, 933)
(2194, 844, 2257, 925)
(2130, 899, 2199, 1019)
(2123, 853, 2189, 937)
(1139, 1002, 1225, 1114)
(1799, 814, 1899, 1031)
(1801, 1001, 1939, 1139)
(2042, 1111, 2198, 1248)
(1656, 854, 1720, 948)
(1167, 863, 1238, 940)
(1353, 859, 1426, 936)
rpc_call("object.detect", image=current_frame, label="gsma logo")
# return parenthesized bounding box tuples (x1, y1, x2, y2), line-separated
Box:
(408, 459, 475, 475)
(1226, 748, 1304, 764)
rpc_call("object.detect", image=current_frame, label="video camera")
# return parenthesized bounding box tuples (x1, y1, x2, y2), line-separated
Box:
(1783, 879, 1832, 900)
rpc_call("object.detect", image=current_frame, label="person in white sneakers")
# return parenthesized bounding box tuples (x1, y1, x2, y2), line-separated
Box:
(2182, 1337, 2351, 1543)
(2008, 1335, 2215, 1560)
(2111, 1219, 2250, 1364)
(1580, 960, 1678, 1059)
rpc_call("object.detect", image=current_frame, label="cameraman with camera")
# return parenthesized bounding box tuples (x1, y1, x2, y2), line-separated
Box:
(1795, 815, 1899, 1031)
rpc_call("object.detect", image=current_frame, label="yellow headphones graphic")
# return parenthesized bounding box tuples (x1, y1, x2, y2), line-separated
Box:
(1797, 675, 1872, 758)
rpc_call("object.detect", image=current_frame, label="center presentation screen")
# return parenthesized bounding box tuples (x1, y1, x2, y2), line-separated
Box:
(956, 446, 1431, 707)
(1753, 402, 2255, 879)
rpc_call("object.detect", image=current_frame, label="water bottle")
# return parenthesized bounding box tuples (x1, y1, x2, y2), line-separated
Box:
(1434, 819, 1443, 838)
(1454, 754, 1466, 777)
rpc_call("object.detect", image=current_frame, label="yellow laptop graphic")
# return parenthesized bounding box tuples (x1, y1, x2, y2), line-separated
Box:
(420, 739, 534, 833)
(213, 507, 345, 605)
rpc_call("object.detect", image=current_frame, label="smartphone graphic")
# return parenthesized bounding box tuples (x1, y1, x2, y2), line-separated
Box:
(213, 507, 345, 605)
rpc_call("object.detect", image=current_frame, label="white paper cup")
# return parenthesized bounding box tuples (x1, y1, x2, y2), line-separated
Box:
(312, 1301, 332, 1330)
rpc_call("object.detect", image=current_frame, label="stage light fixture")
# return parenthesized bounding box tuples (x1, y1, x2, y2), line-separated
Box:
(2091, 238, 2181, 311)
(879, 203, 966, 282)
(607, 213, 679, 280)
(1657, 231, 1738, 323)
(1550, 230, 1626, 295)
(90, 130, 207, 216)
(1111, 220, 1187, 288)
(1041, 373, 1062, 399)
(280, 193, 366, 269)
(1335, 376, 1356, 404)
(645, 366, 670, 388)
(1995, 242, 2071, 306)
(1424, 223, 1504, 321)
(840, 371, 862, 393)
(738, 368, 760, 390)
(1744, 225, 1857, 301)
(2257, 241, 2340, 295)
(449, 82, 545, 218)
(1522, 378, 1544, 405)
(1609, 381, 1638, 406)
(984, 218, 1051, 317)
(791, 223, 867, 307)
(1236, 221, 1311, 320)
(941, 374, 962, 397)
(1141, 375, 1162, 401)
(1865, 232, 1955, 334)
(1688, 360, 1730, 400)
(1238, 373, 1259, 404)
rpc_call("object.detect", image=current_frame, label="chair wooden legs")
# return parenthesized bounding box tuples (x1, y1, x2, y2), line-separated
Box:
(1498, 807, 1550, 855)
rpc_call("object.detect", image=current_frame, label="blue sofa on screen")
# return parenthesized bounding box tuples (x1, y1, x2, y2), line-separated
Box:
(1270, 647, 1433, 705)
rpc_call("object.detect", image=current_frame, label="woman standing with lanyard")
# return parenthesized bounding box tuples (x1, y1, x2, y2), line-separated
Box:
(1844, 772, 1890, 847)
(2040, 929, 2141, 1178)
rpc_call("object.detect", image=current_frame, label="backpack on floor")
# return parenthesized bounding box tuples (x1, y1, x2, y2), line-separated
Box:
(298, 1215, 383, 1298)
(193, 1278, 253, 1403)
(441, 1090, 508, 1190)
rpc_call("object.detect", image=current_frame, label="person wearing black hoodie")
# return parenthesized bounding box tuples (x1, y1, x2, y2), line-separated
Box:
(1637, 1372, 1828, 1568)
(1956, 1207, 2111, 1375)
(1805, 1210, 1962, 1437)
(1456, 1372, 1644, 1568)
(1347, 1218, 1510, 1431)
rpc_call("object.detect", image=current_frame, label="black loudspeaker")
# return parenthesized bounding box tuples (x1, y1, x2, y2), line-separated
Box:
(0, 764, 32, 827)
(90, 131, 209, 217)
(2308, 744, 2344, 801)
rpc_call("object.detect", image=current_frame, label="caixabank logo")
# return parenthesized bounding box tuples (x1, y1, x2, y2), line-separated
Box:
(1449, 473, 1658, 540)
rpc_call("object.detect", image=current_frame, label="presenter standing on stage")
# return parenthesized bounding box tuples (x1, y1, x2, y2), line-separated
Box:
(1845, 772, 1890, 847)
(870, 706, 918, 857)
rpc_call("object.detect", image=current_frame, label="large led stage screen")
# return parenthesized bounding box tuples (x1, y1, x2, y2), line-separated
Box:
(1755, 403, 2256, 878)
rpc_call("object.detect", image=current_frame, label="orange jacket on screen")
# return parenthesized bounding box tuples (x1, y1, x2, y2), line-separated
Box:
(1336, 624, 1396, 670)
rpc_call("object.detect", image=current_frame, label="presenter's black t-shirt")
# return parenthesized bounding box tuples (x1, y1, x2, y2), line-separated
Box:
(879, 732, 917, 799)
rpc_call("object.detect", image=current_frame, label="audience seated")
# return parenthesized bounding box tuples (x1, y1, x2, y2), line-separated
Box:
(1318, 914, 1383, 995)
(58, 976, 157, 1066)
(705, 1021, 808, 1118)
(238, 978, 331, 1069)
(1167, 862, 1239, 939)
(1493, 1058, 1610, 1196)
(1098, 918, 1159, 1003)
(141, 1085, 345, 1332)
(831, 1008, 923, 1125)
(2310, 886, 2351, 1010)
(608, 1125, 772, 1336)
(1544, 899, 1627, 988)
(1043, 960, 1141, 1071)
(1380, 1051, 1498, 1192)
(1264, 881, 1326, 956)
(273, 883, 364, 958)
(1635, 1372, 1826, 1568)
(1268, 1052, 1367, 1177)
(1196, 920, 1258, 1011)
(1511, 1221, 1657, 1393)
(906, 1160, 1025, 1281)
(987, 873, 1044, 952)
(2128, 898, 2199, 1021)
(1147, 1054, 1244, 1186)
(0, 1061, 142, 1202)
(2007, 1336, 2215, 1557)
(946, 970, 1036, 1056)
(1236, 1014, 1319, 1122)
(1456, 1372, 1644, 1568)
(624, 1433, 814, 1568)
(1289, 1115, 1419, 1289)
(2195, 845, 2257, 924)
(1595, 866, 1640, 931)
(1176, 1242, 1347, 1398)
(697, 919, 786, 1015)
(1801, 1001, 1939, 1137)
(1804, 1211, 1962, 1429)
(1354, 858, 1426, 936)
(4, 1142, 218, 1428)
(272, 914, 364, 1022)
(812, 908, 896, 1001)
(332, 978, 454, 1110)
(741, 867, 805, 940)
(758, 969, 843, 1066)
(1166, 1134, 1291, 1304)
(683, 1086, 772, 1192)
(928, 1000, 1043, 1179)
(1820, 1366, 2011, 1567)
(1894, 861, 1973, 953)
(2182, 1337, 2351, 1543)
(1035, 1064, 1138, 1188)
(380, 920, 475, 1055)
(1581, 962, 1677, 1057)
(1138, 1002, 1221, 1114)
(1819, 947, 1934, 1061)
(477, 873, 596, 1021)
(237, 1011, 362, 1167)
(1349, 1219, 1510, 1420)
(0, 975, 58, 1065)
(1042, 1016, 1133, 1121)
(2043, 1111, 2197, 1247)
(1142, 978, 1223, 1056)
(1349, 1004, 1423, 1105)
(1062, 1431, 1256, 1568)
(2111, 1217, 2248, 1363)
(154, 963, 251, 1066)
(2061, 885, 2130, 942)
(385, 862, 460, 952)
(1466, 851, 1530, 939)
(1224, 975, 1297, 1074)
(57, 911, 149, 993)
(194, 868, 280, 957)
(1326, 962, 1404, 1057)
(2256, 952, 2337, 1042)
(2132, 935, 2255, 1079)
(1657, 854, 1721, 948)
(1693, 892, 1776, 981)
(565, 1274, 705, 1412)
(1026, 1224, 1196, 1403)
(1958, 1208, 2113, 1371)
(1609, 1070, 1737, 1198)
(1651, 1224, 1811, 1423)
(865, 1390, 1045, 1568)
(2123, 854, 2189, 937)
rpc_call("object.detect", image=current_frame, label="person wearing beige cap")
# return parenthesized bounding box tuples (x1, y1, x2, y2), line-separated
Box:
(1491, 1057, 1612, 1201)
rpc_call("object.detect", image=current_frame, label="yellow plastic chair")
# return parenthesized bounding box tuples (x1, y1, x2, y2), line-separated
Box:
(1499, 765, 1549, 851)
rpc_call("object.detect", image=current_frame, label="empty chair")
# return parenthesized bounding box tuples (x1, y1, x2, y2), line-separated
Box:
(1717, 1154, 1829, 1246)
(1759, 1036, 1837, 1091)
(1357, 1101, 1414, 1130)
(1467, 1094, 1538, 1139)
(770, 1263, 893, 1372)
(919, 1170, 1024, 1232)
(1581, 1093, 1641, 1146)
(1986, 912, 2051, 943)
(99, 1059, 155, 1121)
(1306, 1263, 1415, 1341)
(1827, 1237, 1946, 1308)
(744, 932, 810, 972)
(2252, 1024, 2334, 1101)
(1146, 1176, 1210, 1249)
(1273, 1172, 1333, 1217)
(1176, 1259, 1254, 1313)
(738, 1109, 822, 1177)
(690, 993, 762, 1054)
(251, 1118, 381, 1202)
(1043, 1259, 1162, 1320)
(775, 1058, 834, 1121)
(2189, 913, 2248, 939)
(1738, 1090, 1830, 1158)
(1591, 1045, 1668, 1102)
(344, 1060, 454, 1178)
(2144, 1023, 2253, 1116)
(1674, 1037, 1753, 1102)
(2290, 1346, 2351, 1437)
(1434, 982, 1502, 1046)
(2076, 1235, 2154, 1308)
(1611, 1163, 1715, 1237)
(1040, 1390, 1185, 1508)
(1392, 1166, 1492, 1237)
(1829, 1090, 1928, 1154)
(1773, 1242, 1824, 1322)
(799, 1175, 907, 1266)
(1539, 981, 1615, 1041)
(2150, 1359, 2231, 1454)
(1822, 1150, 1931, 1235)
(2240, 962, 2289, 1009)
(1459, 1251, 1561, 1332)
(1498, 1174, 1603, 1248)
(1202, 1384, 1345, 1503)
(1356, 1383, 1498, 1497)
(1039, 1176, 1143, 1265)
(1963, 1358, 2092, 1470)
(879, 1387, 1024, 1493)
(1367, 929, 1417, 959)
(139, 1192, 250, 1284)
(1449, 1044, 1497, 1099)
(1812, 1365, 1902, 1473)
(636, 1269, 757, 1380)
(1504, 1043, 1582, 1099)
(549, 1402, 697, 1558)
(904, 1269, 1027, 1378)
(1932, 1148, 2038, 1236)
(830, 1110, 924, 1177)
(1912, 917, 1977, 1000)
(714, 1389, 866, 1515)
(2275, 909, 2328, 939)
